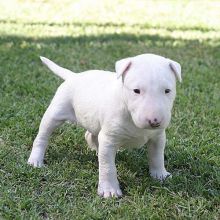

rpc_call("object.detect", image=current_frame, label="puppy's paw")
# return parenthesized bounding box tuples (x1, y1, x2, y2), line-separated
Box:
(150, 169, 172, 181)
(28, 156, 44, 168)
(98, 181, 122, 198)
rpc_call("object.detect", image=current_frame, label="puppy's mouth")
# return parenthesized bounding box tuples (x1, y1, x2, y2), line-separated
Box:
(147, 125, 162, 130)
(146, 120, 167, 130)
(132, 116, 166, 130)
(136, 123, 163, 130)
(150, 123, 161, 128)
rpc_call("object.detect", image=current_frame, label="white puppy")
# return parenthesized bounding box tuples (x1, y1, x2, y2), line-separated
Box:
(28, 54, 181, 198)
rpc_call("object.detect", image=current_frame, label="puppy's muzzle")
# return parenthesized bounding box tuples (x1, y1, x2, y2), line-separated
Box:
(148, 118, 161, 128)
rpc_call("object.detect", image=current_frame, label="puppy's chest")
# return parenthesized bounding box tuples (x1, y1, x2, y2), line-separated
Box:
(120, 136, 148, 149)
(111, 124, 157, 149)
(115, 130, 154, 149)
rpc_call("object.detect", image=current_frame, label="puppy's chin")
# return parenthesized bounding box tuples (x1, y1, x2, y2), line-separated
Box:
(132, 120, 150, 130)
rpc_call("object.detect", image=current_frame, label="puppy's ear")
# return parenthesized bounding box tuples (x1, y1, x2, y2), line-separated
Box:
(115, 58, 132, 80)
(168, 59, 182, 83)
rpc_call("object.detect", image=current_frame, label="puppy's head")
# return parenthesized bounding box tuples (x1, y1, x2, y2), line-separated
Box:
(115, 54, 181, 130)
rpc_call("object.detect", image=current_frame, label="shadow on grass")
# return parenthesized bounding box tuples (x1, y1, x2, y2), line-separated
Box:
(0, 32, 219, 46)
(1, 19, 219, 32)
(1, 31, 219, 76)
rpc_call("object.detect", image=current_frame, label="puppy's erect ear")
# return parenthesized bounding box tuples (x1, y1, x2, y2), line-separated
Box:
(168, 59, 182, 83)
(115, 58, 132, 80)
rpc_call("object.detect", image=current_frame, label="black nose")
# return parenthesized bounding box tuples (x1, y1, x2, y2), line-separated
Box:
(149, 119, 160, 127)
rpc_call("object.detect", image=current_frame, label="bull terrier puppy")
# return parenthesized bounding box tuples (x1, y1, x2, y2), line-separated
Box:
(28, 54, 181, 198)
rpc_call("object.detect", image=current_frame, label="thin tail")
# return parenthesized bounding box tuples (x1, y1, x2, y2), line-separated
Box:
(40, 56, 75, 80)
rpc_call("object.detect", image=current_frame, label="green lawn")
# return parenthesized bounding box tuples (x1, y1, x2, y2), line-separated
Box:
(0, 0, 219, 219)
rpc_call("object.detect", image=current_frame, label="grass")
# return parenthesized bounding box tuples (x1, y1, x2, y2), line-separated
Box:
(0, 0, 219, 219)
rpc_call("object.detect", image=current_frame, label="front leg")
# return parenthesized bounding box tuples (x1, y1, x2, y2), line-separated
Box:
(97, 131, 122, 198)
(148, 131, 171, 181)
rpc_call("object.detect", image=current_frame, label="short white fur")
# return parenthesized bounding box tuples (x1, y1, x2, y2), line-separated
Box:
(28, 54, 181, 198)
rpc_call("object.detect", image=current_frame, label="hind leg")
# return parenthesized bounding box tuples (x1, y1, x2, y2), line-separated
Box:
(85, 131, 98, 152)
(28, 84, 75, 167)
(28, 111, 64, 167)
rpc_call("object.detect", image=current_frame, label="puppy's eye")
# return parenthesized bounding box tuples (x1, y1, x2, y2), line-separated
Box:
(165, 89, 171, 94)
(133, 89, 140, 94)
